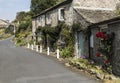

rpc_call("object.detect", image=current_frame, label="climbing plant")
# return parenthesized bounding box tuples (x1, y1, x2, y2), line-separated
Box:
(60, 24, 75, 58)
(36, 22, 64, 49)
(96, 31, 115, 72)
(36, 22, 87, 58)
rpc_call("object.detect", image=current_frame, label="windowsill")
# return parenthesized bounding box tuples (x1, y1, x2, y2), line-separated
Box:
(58, 19, 64, 22)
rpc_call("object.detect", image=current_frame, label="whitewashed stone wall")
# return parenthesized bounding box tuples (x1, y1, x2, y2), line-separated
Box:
(45, 3, 73, 27)
(49, 10, 58, 27)
(32, 18, 36, 33)
(41, 15, 45, 27)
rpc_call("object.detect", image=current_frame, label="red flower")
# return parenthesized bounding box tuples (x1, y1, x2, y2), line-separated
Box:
(96, 32, 109, 39)
(104, 60, 110, 63)
(96, 53, 101, 57)
(96, 32, 104, 38)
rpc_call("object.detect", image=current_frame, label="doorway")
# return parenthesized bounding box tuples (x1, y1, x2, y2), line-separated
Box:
(77, 32, 85, 58)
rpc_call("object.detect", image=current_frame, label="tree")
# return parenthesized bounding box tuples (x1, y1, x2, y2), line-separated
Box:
(16, 11, 27, 22)
(30, 0, 59, 16)
(14, 11, 32, 34)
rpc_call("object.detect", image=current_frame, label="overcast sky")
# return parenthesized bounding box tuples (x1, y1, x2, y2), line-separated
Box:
(0, 0, 30, 22)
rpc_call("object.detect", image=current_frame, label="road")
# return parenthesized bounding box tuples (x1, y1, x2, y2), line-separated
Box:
(0, 38, 102, 83)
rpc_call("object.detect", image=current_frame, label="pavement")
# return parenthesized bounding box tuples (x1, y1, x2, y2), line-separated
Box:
(0, 38, 102, 83)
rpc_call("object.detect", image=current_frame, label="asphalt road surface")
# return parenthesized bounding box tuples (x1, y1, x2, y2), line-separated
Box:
(0, 38, 102, 83)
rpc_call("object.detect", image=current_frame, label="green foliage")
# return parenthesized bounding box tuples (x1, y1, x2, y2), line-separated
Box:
(15, 30, 32, 46)
(60, 24, 75, 56)
(72, 23, 82, 32)
(60, 47, 72, 58)
(16, 11, 32, 22)
(16, 11, 25, 20)
(36, 22, 64, 49)
(16, 38, 27, 46)
(4, 27, 11, 33)
(13, 5, 32, 47)
(36, 22, 75, 57)
(17, 21, 31, 33)
(15, 12, 32, 34)
(0, 28, 12, 40)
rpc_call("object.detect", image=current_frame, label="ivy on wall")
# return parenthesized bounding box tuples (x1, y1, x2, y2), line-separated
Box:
(36, 22, 64, 49)
(36, 22, 83, 58)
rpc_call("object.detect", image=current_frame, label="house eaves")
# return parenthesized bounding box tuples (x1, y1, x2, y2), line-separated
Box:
(89, 16, 120, 28)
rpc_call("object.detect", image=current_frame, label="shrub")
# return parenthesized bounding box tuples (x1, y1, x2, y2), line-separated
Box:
(16, 38, 27, 46)
(60, 24, 74, 57)
(60, 47, 72, 58)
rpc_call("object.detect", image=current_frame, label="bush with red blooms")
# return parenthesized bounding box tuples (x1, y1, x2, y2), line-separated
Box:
(96, 53, 101, 57)
(96, 32, 115, 67)
(96, 32, 108, 39)
(104, 60, 110, 64)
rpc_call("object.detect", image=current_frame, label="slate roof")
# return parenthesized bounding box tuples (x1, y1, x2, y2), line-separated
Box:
(74, 8, 117, 23)
(89, 16, 120, 27)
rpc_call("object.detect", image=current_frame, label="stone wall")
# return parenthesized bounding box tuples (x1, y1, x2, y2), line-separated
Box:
(72, 0, 119, 10)
(32, 3, 73, 28)
(108, 22, 120, 76)
(72, 9, 90, 58)
(49, 9, 58, 27)
(46, 3, 73, 27)
(32, 19, 36, 33)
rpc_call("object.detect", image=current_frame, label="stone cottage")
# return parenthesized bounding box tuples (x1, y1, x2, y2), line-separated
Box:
(32, 0, 119, 58)
(89, 16, 120, 76)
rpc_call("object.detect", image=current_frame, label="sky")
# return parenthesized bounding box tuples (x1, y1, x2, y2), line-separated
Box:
(0, 0, 30, 22)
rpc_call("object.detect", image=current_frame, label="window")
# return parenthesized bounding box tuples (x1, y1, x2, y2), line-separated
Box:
(58, 8, 65, 21)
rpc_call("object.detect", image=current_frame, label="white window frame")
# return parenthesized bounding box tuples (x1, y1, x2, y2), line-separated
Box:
(58, 8, 65, 21)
